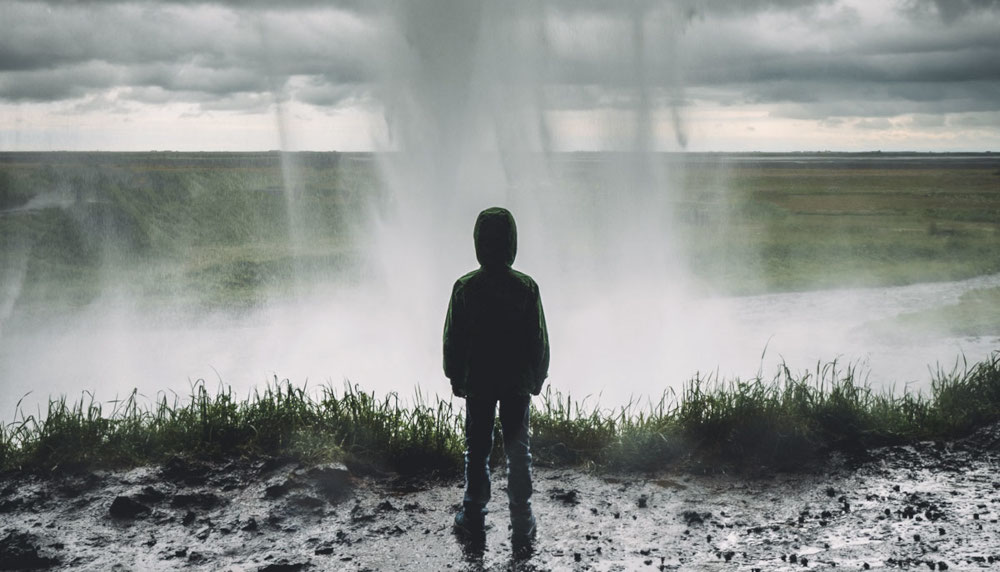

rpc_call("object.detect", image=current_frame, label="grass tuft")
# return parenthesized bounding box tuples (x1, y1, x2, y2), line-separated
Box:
(2, 352, 999, 475)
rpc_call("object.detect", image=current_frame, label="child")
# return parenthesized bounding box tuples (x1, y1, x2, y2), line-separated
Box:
(443, 207, 550, 549)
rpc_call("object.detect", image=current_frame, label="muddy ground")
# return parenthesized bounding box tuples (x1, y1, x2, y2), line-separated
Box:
(2, 426, 999, 571)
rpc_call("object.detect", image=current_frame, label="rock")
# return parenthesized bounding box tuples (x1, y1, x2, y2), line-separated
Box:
(264, 471, 303, 500)
(160, 457, 210, 486)
(840, 497, 851, 513)
(309, 464, 352, 501)
(637, 495, 648, 508)
(0, 531, 60, 570)
(172, 492, 222, 510)
(259, 561, 307, 572)
(109, 496, 151, 519)
(349, 504, 376, 523)
(56, 472, 103, 497)
(265, 483, 291, 499)
(289, 494, 324, 510)
(548, 488, 580, 505)
(256, 455, 293, 475)
(681, 510, 711, 526)
(380, 525, 406, 536)
(136, 486, 166, 504)
(0, 499, 24, 514)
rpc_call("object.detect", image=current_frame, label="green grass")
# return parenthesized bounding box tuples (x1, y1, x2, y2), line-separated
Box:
(3, 352, 999, 475)
(0, 381, 465, 476)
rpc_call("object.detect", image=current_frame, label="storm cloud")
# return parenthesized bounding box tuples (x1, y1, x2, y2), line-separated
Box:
(1, 0, 998, 149)
(0, 1, 375, 104)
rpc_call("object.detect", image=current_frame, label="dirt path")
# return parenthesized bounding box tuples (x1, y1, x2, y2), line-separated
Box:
(2, 428, 999, 571)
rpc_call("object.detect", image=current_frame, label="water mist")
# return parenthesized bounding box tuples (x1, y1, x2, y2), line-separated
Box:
(357, 1, 999, 402)
(2, 2, 999, 421)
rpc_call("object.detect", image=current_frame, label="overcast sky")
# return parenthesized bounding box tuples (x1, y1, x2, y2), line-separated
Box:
(1, 0, 998, 152)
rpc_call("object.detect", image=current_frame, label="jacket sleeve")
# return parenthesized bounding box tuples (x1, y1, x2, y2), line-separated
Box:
(531, 284, 550, 395)
(443, 281, 469, 397)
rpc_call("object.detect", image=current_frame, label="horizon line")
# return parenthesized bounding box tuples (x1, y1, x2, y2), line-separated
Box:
(0, 149, 995, 155)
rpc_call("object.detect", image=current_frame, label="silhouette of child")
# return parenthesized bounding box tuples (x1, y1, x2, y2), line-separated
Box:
(443, 207, 549, 550)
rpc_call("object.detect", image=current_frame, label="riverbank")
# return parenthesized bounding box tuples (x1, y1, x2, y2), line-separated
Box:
(2, 422, 999, 570)
(3, 354, 1000, 569)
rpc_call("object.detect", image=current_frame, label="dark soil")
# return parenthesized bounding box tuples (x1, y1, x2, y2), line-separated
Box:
(2, 425, 1000, 570)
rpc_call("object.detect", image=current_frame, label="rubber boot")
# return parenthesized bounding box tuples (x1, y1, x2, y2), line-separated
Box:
(454, 502, 487, 541)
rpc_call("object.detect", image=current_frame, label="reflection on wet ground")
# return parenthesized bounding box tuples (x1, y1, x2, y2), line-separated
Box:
(2, 425, 999, 570)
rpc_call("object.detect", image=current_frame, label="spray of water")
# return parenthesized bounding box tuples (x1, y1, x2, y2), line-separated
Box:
(364, 0, 703, 399)
(351, 1, 998, 400)
(1, 2, 997, 419)
(0, 242, 29, 339)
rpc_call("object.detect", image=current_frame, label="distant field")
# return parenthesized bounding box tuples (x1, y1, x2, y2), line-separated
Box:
(1, 152, 999, 329)
(670, 155, 1000, 294)
(0, 152, 379, 324)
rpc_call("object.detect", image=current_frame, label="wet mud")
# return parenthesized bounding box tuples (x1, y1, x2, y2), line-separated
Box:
(1, 425, 999, 571)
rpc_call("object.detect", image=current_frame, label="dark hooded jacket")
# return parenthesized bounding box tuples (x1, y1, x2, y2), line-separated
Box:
(443, 207, 549, 398)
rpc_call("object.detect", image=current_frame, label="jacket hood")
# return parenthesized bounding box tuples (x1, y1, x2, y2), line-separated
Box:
(474, 207, 517, 268)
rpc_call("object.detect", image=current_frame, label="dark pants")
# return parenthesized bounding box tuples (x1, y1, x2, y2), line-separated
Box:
(462, 394, 533, 525)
